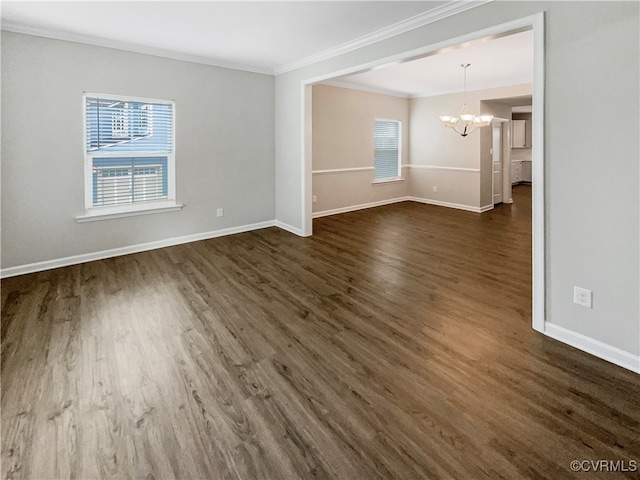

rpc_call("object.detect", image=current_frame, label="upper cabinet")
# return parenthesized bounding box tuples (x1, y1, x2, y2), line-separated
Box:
(512, 119, 527, 148)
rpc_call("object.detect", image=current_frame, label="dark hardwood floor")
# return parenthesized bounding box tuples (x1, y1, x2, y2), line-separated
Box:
(2, 185, 639, 479)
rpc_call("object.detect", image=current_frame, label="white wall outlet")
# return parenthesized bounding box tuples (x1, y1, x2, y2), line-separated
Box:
(432, 186, 438, 192)
(216, 208, 223, 217)
(573, 286, 592, 308)
(312, 195, 317, 203)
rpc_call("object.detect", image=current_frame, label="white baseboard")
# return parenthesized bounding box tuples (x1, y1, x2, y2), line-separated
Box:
(544, 322, 640, 374)
(1, 220, 277, 279)
(275, 220, 305, 236)
(312, 197, 410, 218)
(480, 204, 494, 213)
(407, 196, 486, 213)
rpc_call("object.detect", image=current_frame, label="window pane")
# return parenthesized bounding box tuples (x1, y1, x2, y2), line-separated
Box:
(92, 157, 168, 207)
(374, 120, 400, 180)
(86, 97, 173, 154)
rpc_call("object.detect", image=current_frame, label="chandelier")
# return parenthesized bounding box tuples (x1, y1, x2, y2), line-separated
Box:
(439, 63, 493, 137)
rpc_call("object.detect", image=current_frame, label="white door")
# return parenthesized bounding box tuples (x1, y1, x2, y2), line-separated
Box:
(492, 124, 503, 204)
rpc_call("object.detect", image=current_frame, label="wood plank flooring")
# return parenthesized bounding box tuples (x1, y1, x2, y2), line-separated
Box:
(2, 185, 640, 479)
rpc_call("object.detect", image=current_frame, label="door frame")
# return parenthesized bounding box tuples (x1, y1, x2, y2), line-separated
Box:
(300, 13, 545, 332)
(492, 117, 510, 205)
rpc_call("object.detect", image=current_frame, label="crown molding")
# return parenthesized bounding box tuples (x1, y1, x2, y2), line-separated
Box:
(0, 21, 274, 76)
(410, 78, 533, 99)
(2, 0, 491, 77)
(274, 0, 492, 75)
(321, 80, 409, 99)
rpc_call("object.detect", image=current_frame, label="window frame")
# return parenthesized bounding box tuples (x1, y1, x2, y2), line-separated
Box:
(373, 118, 403, 184)
(78, 92, 181, 222)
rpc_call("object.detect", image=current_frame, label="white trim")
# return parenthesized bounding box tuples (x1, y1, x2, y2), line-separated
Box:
(406, 164, 480, 172)
(312, 167, 374, 175)
(313, 196, 490, 219)
(0, 220, 277, 279)
(321, 80, 409, 99)
(372, 177, 405, 185)
(408, 196, 487, 213)
(313, 197, 410, 219)
(76, 203, 184, 223)
(302, 84, 313, 236)
(275, 0, 492, 75)
(410, 78, 534, 99)
(301, 22, 535, 87)
(84, 91, 175, 105)
(275, 220, 306, 237)
(543, 323, 640, 374)
(1, 22, 273, 76)
(325, 78, 533, 102)
(531, 13, 545, 333)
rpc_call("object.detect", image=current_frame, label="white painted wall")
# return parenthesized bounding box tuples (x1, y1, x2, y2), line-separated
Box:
(275, 2, 640, 360)
(1, 31, 275, 269)
(312, 85, 409, 214)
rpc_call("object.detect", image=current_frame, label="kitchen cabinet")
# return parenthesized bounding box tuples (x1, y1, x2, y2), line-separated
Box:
(512, 160, 532, 184)
(511, 161, 522, 184)
(512, 119, 526, 148)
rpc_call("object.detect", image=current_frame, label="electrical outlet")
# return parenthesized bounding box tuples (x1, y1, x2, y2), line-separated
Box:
(312, 195, 317, 203)
(573, 286, 592, 308)
(432, 186, 438, 192)
(216, 208, 223, 217)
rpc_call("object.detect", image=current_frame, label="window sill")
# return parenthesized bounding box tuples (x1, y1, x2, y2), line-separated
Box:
(372, 177, 405, 185)
(76, 202, 183, 223)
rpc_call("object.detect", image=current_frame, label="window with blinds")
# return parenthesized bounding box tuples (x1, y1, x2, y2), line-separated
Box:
(84, 94, 175, 210)
(374, 119, 401, 180)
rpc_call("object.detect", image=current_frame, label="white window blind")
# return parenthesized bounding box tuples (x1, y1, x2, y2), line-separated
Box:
(85, 97, 173, 154)
(374, 119, 401, 180)
(84, 94, 175, 209)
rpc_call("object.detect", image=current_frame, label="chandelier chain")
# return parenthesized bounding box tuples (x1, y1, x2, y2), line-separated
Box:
(462, 63, 470, 103)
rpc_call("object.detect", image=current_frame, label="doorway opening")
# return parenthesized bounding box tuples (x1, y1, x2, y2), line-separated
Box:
(301, 13, 545, 332)
(491, 117, 510, 206)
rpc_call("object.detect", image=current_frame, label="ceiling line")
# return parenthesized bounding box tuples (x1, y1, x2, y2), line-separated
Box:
(0, 21, 274, 76)
(2, 1, 492, 77)
(274, 0, 492, 75)
(321, 79, 410, 99)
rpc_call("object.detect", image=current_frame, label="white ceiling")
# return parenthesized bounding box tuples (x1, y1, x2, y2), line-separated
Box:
(328, 29, 534, 97)
(1, 1, 531, 96)
(1, 1, 490, 75)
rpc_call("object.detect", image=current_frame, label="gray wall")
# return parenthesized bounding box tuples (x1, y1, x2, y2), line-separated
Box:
(275, 2, 639, 357)
(1, 32, 275, 268)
